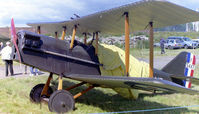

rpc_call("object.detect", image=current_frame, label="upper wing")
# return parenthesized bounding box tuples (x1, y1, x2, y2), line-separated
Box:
(27, 0, 199, 35)
(65, 74, 199, 95)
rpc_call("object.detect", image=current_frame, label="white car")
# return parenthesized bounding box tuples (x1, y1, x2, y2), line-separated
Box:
(165, 39, 184, 49)
(167, 37, 197, 49)
(192, 39, 199, 47)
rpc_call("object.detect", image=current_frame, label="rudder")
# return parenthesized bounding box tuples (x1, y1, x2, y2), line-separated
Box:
(161, 52, 196, 88)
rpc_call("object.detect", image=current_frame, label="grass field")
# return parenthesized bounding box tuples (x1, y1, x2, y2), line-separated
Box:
(0, 47, 198, 113)
(1, 75, 199, 114)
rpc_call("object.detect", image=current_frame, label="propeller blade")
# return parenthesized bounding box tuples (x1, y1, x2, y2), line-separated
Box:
(11, 18, 22, 63)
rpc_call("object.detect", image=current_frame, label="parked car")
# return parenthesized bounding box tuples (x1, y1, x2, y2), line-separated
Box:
(153, 42, 160, 47)
(192, 39, 199, 47)
(165, 39, 184, 49)
(167, 36, 197, 49)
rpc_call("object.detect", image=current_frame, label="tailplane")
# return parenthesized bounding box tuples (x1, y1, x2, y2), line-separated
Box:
(162, 52, 196, 88)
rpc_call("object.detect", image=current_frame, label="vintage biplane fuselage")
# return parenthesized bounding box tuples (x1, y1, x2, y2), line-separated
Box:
(15, 30, 100, 76)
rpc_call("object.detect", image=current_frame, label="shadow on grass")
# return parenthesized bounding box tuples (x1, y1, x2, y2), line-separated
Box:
(50, 80, 199, 113)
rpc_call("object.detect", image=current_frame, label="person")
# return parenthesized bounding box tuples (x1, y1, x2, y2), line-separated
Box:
(0, 42, 4, 50)
(0, 41, 14, 76)
(160, 38, 166, 54)
(30, 67, 39, 76)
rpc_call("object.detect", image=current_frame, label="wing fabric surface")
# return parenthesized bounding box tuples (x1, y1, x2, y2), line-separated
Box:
(65, 74, 199, 94)
(27, 0, 199, 35)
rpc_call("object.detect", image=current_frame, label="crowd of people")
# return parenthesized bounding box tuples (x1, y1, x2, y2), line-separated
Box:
(0, 41, 41, 77)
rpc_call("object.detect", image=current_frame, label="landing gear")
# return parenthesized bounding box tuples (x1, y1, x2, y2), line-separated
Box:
(48, 90, 75, 113)
(29, 84, 53, 103)
(29, 73, 94, 113)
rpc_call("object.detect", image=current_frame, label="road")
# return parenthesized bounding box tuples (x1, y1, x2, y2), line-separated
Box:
(0, 64, 49, 78)
(139, 54, 199, 69)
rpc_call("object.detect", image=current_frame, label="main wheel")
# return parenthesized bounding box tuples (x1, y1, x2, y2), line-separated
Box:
(30, 84, 53, 103)
(48, 90, 75, 113)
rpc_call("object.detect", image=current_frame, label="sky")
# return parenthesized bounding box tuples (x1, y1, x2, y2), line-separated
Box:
(0, 0, 199, 27)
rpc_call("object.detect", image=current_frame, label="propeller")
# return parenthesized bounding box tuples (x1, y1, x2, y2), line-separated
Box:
(11, 18, 22, 63)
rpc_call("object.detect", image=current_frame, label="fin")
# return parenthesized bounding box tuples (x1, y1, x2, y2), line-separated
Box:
(162, 52, 196, 88)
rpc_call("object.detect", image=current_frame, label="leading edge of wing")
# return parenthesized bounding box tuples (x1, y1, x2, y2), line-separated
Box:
(65, 74, 199, 95)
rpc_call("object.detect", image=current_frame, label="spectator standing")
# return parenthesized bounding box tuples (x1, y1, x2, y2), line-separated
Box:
(30, 67, 39, 76)
(0, 42, 4, 50)
(0, 41, 14, 76)
(160, 38, 166, 54)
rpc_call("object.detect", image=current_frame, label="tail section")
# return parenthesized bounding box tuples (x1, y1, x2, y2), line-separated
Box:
(162, 52, 196, 88)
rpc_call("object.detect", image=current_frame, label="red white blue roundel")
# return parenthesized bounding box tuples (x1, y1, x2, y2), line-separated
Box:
(184, 53, 196, 88)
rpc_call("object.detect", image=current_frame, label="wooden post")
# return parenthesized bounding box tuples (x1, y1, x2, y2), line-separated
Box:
(84, 33, 87, 45)
(37, 26, 41, 34)
(95, 32, 99, 55)
(70, 25, 77, 49)
(61, 26, 66, 40)
(55, 32, 58, 39)
(124, 12, 130, 76)
(149, 22, 154, 78)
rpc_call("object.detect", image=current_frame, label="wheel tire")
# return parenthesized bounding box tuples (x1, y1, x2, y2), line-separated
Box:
(48, 90, 75, 113)
(184, 45, 188, 49)
(30, 84, 53, 103)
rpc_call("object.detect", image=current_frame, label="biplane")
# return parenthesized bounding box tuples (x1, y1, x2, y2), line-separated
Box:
(10, 0, 199, 113)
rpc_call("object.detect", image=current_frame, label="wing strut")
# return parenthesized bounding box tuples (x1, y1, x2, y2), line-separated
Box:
(55, 31, 58, 39)
(95, 32, 99, 55)
(83, 33, 87, 45)
(37, 26, 41, 34)
(61, 26, 67, 40)
(124, 12, 130, 76)
(70, 25, 77, 49)
(149, 22, 154, 78)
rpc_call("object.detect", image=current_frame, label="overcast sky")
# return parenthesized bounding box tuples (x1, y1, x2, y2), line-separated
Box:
(0, 0, 199, 27)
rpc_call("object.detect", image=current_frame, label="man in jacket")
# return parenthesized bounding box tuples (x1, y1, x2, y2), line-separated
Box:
(0, 41, 14, 76)
(160, 38, 166, 54)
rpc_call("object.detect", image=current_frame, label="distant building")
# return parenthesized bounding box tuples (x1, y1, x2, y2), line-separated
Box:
(192, 8, 199, 32)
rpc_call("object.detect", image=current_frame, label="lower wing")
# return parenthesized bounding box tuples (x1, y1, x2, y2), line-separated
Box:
(64, 74, 199, 95)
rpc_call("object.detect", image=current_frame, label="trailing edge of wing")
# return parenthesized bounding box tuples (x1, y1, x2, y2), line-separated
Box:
(65, 74, 199, 95)
(27, 0, 199, 35)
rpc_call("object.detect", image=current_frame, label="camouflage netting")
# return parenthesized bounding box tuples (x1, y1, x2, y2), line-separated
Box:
(93, 42, 149, 99)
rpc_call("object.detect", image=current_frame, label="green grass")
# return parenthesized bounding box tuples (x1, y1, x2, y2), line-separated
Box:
(0, 76, 199, 114)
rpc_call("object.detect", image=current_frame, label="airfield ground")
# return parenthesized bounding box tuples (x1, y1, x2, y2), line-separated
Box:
(0, 48, 198, 113)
